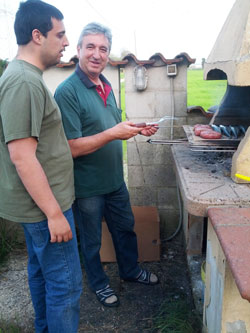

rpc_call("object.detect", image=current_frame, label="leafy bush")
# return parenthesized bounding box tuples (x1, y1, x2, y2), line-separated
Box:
(0, 220, 24, 265)
(0, 59, 8, 77)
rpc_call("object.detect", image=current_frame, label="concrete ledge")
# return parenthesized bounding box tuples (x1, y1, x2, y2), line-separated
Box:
(171, 144, 250, 217)
(208, 207, 250, 301)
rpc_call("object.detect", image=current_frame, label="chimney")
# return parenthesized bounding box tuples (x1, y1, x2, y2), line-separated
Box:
(201, 0, 250, 183)
(204, 0, 250, 86)
(204, 0, 250, 127)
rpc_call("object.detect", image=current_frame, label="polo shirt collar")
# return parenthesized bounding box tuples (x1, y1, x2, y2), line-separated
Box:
(75, 63, 111, 88)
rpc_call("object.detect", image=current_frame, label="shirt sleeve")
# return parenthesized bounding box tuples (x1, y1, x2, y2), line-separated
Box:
(54, 84, 83, 140)
(1, 82, 44, 144)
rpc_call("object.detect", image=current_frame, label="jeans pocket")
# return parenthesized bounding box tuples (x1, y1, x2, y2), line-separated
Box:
(23, 220, 50, 248)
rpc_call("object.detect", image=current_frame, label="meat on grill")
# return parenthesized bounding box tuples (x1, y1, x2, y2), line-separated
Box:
(194, 124, 211, 136)
(193, 124, 222, 139)
(200, 130, 222, 139)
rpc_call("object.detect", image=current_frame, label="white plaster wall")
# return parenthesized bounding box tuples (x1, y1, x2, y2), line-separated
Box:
(222, 264, 250, 332)
(43, 66, 74, 94)
(43, 63, 120, 105)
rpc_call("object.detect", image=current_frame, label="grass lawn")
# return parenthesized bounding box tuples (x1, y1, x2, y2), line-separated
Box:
(187, 69, 227, 111)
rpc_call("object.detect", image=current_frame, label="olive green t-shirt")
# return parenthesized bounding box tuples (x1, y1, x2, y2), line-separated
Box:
(0, 60, 74, 222)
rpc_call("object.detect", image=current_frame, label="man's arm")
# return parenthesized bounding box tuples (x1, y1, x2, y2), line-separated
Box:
(69, 121, 145, 158)
(8, 137, 72, 243)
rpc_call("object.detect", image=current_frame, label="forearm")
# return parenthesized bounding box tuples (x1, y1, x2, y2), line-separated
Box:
(69, 121, 145, 158)
(15, 156, 63, 218)
(8, 138, 63, 219)
(69, 128, 116, 158)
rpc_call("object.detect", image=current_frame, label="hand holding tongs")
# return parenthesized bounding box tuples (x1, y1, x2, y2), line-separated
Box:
(133, 115, 175, 127)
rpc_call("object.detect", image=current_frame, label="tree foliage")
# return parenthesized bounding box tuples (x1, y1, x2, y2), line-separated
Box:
(0, 59, 8, 77)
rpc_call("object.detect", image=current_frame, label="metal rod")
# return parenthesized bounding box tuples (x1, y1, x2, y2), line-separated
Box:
(156, 126, 184, 128)
(190, 149, 236, 152)
(147, 139, 187, 144)
(190, 147, 236, 152)
(170, 77, 175, 140)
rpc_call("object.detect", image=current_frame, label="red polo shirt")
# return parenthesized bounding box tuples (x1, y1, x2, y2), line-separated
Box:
(95, 82, 112, 107)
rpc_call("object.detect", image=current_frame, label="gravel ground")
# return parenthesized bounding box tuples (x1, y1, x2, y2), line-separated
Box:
(0, 232, 196, 332)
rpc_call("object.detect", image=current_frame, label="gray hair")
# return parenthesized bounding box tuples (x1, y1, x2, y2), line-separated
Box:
(77, 22, 112, 51)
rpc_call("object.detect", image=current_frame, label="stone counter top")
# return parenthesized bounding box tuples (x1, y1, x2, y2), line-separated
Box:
(171, 143, 250, 216)
(208, 207, 250, 302)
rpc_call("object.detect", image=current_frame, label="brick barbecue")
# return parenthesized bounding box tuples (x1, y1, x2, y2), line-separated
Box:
(172, 1, 250, 330)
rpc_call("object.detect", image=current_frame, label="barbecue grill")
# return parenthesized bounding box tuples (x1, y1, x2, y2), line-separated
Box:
(149, 0, 250, 180)
(203, 0, 250, 182)
(171, 3, 250, 329)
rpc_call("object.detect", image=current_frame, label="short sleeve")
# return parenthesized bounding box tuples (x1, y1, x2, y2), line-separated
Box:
(55, 84, 82, 140)
(1, 82, 44, 144)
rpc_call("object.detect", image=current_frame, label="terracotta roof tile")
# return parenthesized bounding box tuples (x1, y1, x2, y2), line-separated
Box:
(122, 53, 155, 65)
(56, 52, 195, 68)
(187, 105, 213, 118)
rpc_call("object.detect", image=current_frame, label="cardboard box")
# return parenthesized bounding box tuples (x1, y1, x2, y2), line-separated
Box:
(100, 206, 160, 262)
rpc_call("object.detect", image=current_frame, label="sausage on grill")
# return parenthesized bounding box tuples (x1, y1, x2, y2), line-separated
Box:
(194, 125, 211, 136)
(200, 130, 222, 139)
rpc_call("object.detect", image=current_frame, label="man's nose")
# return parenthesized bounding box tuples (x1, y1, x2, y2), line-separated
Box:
(92, 48, 101, 59)
(63, 35, 69, 47)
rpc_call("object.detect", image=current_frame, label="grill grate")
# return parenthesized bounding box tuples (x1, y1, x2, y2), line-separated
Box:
(146, 125, 244, 152)
(183, 125, 241, 152)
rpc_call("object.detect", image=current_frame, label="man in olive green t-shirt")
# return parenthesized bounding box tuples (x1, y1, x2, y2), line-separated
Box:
(0, 1, 82, 332)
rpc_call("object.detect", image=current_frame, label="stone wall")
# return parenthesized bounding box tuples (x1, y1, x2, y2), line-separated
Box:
(123, 59, 204, 236)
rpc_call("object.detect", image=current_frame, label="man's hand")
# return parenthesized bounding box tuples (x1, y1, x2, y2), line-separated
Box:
(140, 126, 158, 137)
(111, 121, 145, 140)
(48, 213, 73, 243)
(111, 121, 158, 138)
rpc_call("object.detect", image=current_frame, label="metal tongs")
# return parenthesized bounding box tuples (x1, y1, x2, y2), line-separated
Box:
(134, 115, 175, 128)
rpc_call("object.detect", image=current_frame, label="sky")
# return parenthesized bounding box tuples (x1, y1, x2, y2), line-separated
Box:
(0, 0, 236, 64)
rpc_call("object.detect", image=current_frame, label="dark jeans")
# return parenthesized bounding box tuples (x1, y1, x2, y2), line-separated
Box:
(22, 208, 82, 333)
(73, 182, 141, 291)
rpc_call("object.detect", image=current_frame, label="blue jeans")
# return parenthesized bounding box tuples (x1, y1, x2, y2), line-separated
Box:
(73, 182, 141, 291)
(21, 208, 82, 333)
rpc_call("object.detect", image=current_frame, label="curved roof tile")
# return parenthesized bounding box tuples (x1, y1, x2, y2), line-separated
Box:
(122, 53, 155, 65)
(56, 55, 79, 68)
(187, 105, 213, 118)
(149, 52, 181, 64)
(56, 52, 195, 68)
(175, 52, 196, 64)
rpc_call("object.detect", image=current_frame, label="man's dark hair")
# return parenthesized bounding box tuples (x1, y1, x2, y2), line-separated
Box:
(14, 0, 64, 45)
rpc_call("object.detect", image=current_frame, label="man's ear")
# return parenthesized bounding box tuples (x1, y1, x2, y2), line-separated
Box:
(32, 29, 43, 45)
(76, 45, 80, 58)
